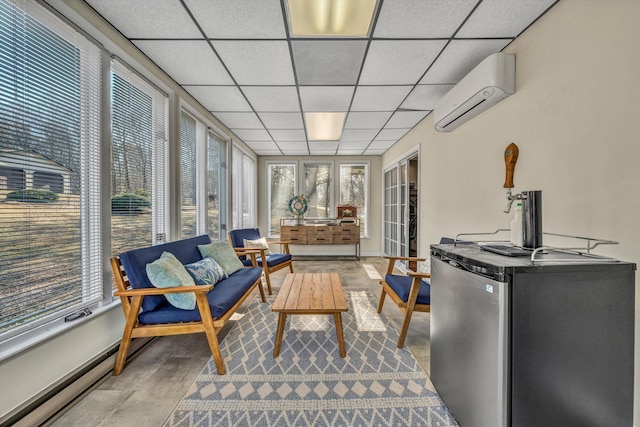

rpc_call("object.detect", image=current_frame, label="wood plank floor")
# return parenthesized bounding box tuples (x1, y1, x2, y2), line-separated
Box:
(50, 257, 431, 427)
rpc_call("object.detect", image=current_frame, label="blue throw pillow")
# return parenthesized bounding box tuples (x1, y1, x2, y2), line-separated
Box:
(146, 252, 196, 310)
(198, 242, 244, 276)
(185, 257, 226, 286)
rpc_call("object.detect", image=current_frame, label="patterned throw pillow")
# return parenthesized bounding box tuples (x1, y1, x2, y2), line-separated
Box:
(198, 241, 245, 276)
(243, 237, 271, 255)
(146, 252, 196, 310)
(185, 257, 226, 286)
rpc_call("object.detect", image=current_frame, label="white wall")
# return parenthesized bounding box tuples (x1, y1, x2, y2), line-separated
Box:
(383, 0, 640, 421)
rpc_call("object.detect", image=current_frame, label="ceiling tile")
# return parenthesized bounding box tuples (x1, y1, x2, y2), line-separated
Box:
(420, 39, 512, 84)
(400, 85, 454, 110)
(214, 112, 264, 129)
(338, 141, 370, 150)
(270, 130, 307, 141)
(86, 0, 202, 38)
(375, 129, 410, 141)
(299, 86, 355, 112)
(374, 0, 478, 38)
(281, 150, 311, 156)
(184, 86, 252, 111)
(133, 41, 233, 85)
(359, 40, 447, 85)
(341, 129, 380, 141)
(336, 149, 366, 155)
(309, 142, 339, 155)
(242, 86, 300, 112)
(369, 140, 397, 150)
(277, 141, 309, 150)
(183, 0, 286, 38)
(350, 86, 413, 111)
(258, 112, 304, 129)
(363, 149, 386, 155)
(457, 0, 558, 38)
(233, 129, 272, 141)
(212, 41, 295, 85)
(344, 112, 393, 129)
(292, 40, 367, 85)
(385, 111, 430, 128)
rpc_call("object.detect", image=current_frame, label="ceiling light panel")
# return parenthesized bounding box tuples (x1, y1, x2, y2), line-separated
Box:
(292, 41, 367, 85)
(270, 130, 307, 141)
(457, 0, 558, 38)
(133, 41, 233, 85)
(400, 84, 454, 110)
(242, 86, 300, 112)
(86, 0, 202, 38)
(305, 112, 346, 141)
(374, 0, 478, 38)
(420, 39, 512, 84)
(287, 0, 377, 37)
(344, 112, 393, 129)
(299, 86, 355, 112)
(183, 0, 286, 38)
(214, 112, 264, 129)
(359, 40, 446, 85)
(385, 111, 430, 129)
(183, 86, 252, 112)
(212, 41, 295, 85)
(258, 112, 304, 129)
(233, 129, 272, 141)
(350, 86, 413, 111)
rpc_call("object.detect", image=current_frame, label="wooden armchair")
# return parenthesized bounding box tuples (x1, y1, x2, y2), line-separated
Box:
(228, 228, 294, 295)
(377, 256, 430, 348)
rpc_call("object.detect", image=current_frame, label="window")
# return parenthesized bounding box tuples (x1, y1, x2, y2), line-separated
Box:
(0, 0, 102, 339)
(339, 162, 368, 236)
(180, 111, 198, 237)
(303, 162, 332, 218)
(111, 60, 168, 256)
(207, 131, 226, 240)
(384, 167, 399, 255)
(231, 145, 256, 229)
(267, 162, 296, 235)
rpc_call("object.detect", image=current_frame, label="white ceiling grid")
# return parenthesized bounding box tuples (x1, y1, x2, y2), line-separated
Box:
(86, 0, 558, 156)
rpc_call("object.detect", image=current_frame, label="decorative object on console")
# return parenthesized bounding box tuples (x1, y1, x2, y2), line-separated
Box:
(287, 194, 308, 224)
(337, 204, 357, 219)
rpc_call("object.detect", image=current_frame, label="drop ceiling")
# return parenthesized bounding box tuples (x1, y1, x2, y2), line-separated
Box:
(84, 0, 558, 156)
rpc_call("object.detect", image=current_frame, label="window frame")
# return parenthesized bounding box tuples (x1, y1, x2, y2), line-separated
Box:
(301, 160, 334, 219)
(338, 161, 370, 238)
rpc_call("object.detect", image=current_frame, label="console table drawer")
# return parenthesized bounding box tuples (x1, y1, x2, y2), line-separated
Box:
(308, 227, 334, 244)
(281, 226, 308, 244)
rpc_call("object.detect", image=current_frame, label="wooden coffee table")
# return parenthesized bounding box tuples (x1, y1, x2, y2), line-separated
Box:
(272, 272, 348, 358)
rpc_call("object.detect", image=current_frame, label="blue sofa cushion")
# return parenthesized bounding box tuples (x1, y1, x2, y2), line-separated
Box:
(384, 274, 431, 305)
(119, 235, 212, 312)
(260, 253, 292, 268)
(228, 228, 261, 248)
(138, 267, 262, 325)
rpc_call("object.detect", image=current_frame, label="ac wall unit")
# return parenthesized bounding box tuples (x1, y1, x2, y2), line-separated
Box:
(434, 52, 515, 132)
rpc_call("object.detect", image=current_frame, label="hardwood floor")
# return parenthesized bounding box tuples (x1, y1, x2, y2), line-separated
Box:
(50, 257, 431, 427)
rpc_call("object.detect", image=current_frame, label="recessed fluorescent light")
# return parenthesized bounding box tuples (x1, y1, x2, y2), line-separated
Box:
(287, 0, 377, 37)
(305, 112, 346, 141)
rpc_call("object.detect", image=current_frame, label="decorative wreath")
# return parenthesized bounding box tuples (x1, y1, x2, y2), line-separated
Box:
(287, 195, 308, 217)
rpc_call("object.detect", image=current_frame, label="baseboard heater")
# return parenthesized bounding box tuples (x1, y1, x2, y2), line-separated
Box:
(2, 338, 153, 427)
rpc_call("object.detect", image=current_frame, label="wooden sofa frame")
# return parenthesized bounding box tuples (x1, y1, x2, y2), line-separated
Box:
(110, 248, 265, 376)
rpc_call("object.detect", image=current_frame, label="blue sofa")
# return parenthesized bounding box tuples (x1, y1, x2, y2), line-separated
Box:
(110, 235, 266, 375)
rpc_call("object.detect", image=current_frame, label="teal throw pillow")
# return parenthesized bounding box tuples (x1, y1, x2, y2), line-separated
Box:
(146, 252, 196, 310)
(198, 242, 244, 276)
(185, 257, 226, 286)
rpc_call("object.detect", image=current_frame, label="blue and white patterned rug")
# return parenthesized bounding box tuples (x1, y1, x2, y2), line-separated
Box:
(165, 289, 458, 427)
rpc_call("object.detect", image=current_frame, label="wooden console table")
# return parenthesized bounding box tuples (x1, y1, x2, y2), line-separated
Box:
(280, 218, 360, 257)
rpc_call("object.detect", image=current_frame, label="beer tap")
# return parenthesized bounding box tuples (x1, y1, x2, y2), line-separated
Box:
(503, 143, 520, 213)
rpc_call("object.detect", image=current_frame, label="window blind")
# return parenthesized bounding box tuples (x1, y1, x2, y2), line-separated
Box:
(207, 131, 225, 240)
(180, 111, 197, 237)
(0, 0, 102, 339)
(110, 59, 168, 258)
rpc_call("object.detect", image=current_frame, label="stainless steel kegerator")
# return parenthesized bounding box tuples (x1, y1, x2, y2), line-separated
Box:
(430, 243, 635, 427)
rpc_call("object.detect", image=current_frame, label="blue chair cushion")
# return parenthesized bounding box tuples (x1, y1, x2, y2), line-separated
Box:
(259, 253, 292, 268)
(228, 228, 261, 261)
(138, 267, 262, 325)
(119, 235, 212, 312)
(384, 274, 431, 305)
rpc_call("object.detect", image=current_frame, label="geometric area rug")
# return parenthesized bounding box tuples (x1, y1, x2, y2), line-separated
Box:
(164, 289, 459, 427)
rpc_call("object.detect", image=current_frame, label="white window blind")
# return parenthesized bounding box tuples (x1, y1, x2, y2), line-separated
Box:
(207, 131, 225, 241)
(180, 111, 197, 237)
(110, 59, 168, 257)
(231, 145, 256, 229)
(0, 0, 102, 339)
